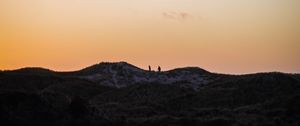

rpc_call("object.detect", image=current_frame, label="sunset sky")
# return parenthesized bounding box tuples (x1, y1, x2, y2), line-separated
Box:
(0, 0, 300, 74)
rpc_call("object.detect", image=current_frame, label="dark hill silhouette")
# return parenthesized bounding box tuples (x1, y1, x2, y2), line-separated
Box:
(4, 67, 56, 76)
(76, 62, 144, 75)
(0, 62, 299, 126)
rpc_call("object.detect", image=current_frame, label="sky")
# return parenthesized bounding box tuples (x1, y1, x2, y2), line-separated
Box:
(0, 0, 300, 74)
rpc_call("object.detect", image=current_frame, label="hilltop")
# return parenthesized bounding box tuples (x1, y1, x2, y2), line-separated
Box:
(0, 62, 299, 126)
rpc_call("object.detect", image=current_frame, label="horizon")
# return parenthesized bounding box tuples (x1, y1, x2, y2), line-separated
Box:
(1, 0, 300, 74)
(1, 61, 299, 75)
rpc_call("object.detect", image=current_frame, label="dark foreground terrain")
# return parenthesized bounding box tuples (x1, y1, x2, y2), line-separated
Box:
(0, 62, 299, 126)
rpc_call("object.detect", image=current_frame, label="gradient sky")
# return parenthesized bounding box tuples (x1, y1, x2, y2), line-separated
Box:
(0, 0, 300, 74)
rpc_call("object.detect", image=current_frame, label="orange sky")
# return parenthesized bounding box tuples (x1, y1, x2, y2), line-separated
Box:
(1, 0, 300, 74)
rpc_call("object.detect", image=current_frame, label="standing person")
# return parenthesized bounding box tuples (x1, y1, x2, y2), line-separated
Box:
(158, 66, 161, 72)
(148, 65, 151, 72)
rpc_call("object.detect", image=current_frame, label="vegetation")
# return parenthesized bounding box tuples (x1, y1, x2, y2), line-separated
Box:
(0, 63, 299, 126)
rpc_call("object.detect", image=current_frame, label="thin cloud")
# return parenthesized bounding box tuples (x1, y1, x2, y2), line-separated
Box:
(162, 11, 193, 21)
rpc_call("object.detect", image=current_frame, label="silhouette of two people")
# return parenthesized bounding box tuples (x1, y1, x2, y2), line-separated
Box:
(148, 65, 161, 72)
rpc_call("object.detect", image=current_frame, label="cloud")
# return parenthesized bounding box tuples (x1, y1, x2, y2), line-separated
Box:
(162, 11, 193, 21)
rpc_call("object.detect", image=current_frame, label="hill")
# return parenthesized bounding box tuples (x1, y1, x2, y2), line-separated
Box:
(0, 62, 299, 126)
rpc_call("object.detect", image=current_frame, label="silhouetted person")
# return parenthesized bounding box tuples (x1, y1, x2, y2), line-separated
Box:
(158, 66, 161, 72)
(148, 65, 151, 72)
